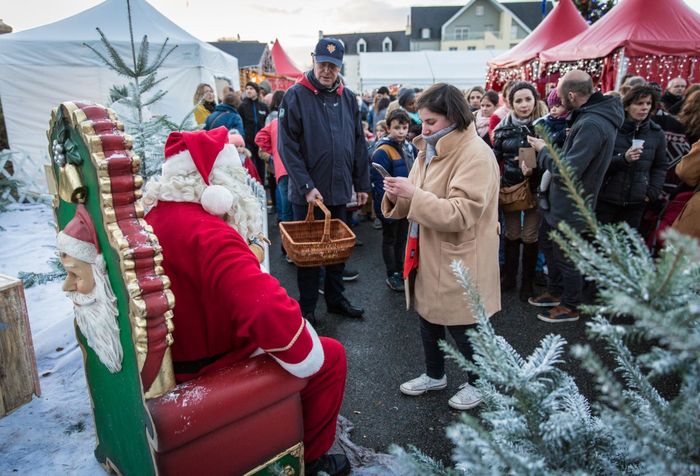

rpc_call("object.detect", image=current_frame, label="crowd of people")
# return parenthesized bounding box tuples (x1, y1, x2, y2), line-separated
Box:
(155, 37, 700, 476)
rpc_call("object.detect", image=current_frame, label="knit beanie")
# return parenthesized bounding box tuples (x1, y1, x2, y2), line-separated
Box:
(245, 81, 260, 94)
(547, 89, 562, 108)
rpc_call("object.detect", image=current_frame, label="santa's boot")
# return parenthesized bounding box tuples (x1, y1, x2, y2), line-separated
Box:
(501, 238, 520, 292)
(519, 242, 539, 302)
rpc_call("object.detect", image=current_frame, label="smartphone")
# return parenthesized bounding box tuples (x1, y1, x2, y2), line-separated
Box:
(372, 162, 392, 178)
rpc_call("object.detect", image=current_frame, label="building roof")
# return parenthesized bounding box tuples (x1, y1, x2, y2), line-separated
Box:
(209, 41, 267, 68)
(410, 6, 461, 40)
(501, 1, 554, 31)
(323, 31, 410, 55)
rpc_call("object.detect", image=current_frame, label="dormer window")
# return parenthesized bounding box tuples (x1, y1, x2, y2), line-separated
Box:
(357, 38, 367, 54)
(476, 5, 485, 16)
(421, 28, 431, 39)
(382, 37, 393, 52)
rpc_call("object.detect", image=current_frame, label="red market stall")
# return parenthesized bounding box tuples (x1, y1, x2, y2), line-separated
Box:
(240, 39, 303, 91)
(539, 0, 700, 92)
(486, 0, 588, 92)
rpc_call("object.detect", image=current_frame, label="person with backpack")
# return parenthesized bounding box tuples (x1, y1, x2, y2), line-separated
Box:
(204, 94, 244, 136)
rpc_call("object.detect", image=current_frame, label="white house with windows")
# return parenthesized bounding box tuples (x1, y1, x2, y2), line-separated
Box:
(409, 1, 553, 51)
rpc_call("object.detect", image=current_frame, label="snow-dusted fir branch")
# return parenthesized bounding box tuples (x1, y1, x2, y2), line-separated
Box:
(397, 132, 699, 474)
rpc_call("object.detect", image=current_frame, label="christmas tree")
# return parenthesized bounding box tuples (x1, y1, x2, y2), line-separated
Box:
(84, 0, 179, 180)
(574, 0, 617, 23)
(395, 137, 700, 474)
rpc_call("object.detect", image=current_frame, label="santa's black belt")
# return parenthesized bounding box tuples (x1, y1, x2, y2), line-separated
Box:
(173, 352, 226, 375)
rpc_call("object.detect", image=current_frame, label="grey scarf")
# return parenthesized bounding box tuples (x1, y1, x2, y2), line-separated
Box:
(407, 124, 458, 247)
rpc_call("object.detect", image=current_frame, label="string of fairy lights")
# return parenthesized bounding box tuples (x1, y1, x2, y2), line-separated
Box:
(487, 49, 699, 90)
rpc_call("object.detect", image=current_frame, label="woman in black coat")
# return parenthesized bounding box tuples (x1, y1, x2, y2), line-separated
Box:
(493, 81, 543, 301)
(597, 85, 668, 230)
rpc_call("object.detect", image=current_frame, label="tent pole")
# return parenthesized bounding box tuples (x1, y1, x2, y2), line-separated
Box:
(615, 48, 627, 91)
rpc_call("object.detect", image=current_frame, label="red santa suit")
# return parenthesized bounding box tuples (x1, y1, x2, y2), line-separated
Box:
(145, 127, 346, 463)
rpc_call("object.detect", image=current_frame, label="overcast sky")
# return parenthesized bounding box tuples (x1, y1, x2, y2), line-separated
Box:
(4, 0, 700, 68)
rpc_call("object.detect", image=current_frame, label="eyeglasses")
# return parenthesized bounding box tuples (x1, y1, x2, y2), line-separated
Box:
(316, 62, 340, 72)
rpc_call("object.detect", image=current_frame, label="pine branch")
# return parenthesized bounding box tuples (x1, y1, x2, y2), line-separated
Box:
(142, 39, 177, 76)
(135, 35, 149, 76)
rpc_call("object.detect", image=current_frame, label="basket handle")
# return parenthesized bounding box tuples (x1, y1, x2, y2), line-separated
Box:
(305, 199, 332, 243)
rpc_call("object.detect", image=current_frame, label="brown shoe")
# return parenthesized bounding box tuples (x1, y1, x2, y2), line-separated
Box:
(528, 292, 561, 308)
(537, 306, 580, 323)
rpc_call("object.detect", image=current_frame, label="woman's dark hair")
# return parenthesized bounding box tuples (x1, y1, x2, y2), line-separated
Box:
(508, 82, 541, 121)
(378, 97, 391, 110)
(622, 85, 658, 115)
(507, 82, 540, 109)
(482, 90, 500, 106)
(269, 90, 285, 111)
(415, 83, 473, 130)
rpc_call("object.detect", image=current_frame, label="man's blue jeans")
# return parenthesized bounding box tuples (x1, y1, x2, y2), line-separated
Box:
(276, 176, 293, 222)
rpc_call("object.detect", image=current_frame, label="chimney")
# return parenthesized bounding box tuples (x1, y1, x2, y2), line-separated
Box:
(0, 19, 13, 35)
(318, 30, 323, 39)
(405, 14, 411, 35)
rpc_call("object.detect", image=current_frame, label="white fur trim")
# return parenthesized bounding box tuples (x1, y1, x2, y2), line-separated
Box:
(201, 185, 234, 215)
(163, 145, 241, 180)
(57, 232, 97, 263)
(269, 321, 325, 378)
(162, 150, 197, 177)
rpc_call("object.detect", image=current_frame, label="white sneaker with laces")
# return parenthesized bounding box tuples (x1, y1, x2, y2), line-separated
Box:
(448, 382, 482, 410)
(399, 373, 447, 396)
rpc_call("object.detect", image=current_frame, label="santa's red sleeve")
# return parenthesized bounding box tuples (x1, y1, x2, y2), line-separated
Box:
(196, 218, 323, 378)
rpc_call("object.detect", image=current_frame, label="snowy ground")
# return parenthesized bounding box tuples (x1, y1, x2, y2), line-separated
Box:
(0, 203, 400, 475)
(0, 203, 102, 475)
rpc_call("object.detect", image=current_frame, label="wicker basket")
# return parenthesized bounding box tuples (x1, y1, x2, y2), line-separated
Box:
(279, 199, 356, 267)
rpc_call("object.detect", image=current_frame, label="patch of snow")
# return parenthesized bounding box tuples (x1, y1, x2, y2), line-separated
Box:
(0, 204, 102, 475)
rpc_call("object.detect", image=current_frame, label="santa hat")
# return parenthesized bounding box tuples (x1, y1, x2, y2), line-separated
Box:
(57, 204, 100, 263)
(163, 127, 236, 216)
(228, 133, 245, 147)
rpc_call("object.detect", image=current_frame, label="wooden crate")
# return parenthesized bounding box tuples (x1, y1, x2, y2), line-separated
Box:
(0, 274, 41, 417)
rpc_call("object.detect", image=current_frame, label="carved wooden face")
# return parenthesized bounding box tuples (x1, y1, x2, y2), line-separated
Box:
(60, 253, 95, 295)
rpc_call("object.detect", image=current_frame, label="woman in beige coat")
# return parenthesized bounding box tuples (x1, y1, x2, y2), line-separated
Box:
(382, 83, 501, 410)
(672, 139, 700, 241)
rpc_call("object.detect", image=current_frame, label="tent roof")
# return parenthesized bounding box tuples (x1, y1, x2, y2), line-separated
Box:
(2, 0, 201, 44)
(489, 0, 588, 69)
(540, 0, 700, 63)
(359, 50, 505, 90)
(270, 39, 302, 78)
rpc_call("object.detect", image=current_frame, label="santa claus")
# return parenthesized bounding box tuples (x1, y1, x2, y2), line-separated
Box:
(144, 127, 350, 476)
(58, 204, 123, 374)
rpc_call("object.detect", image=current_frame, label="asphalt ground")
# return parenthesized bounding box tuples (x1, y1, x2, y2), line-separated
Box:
(268, 214, 596, 466)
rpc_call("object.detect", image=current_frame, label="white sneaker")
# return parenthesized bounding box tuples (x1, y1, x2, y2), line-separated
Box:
(448, 382, 482, 410)
(399, 374, 447, 396)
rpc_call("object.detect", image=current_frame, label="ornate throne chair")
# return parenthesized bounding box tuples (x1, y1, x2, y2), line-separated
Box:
(47, 102, 306, 475)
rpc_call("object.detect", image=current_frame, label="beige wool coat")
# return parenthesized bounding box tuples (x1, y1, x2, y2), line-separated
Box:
(672, 140, 700, 241)
(382, 123, 501, 325)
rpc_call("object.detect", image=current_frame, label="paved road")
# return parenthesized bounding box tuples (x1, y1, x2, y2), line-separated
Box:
(268, 216, 594, 465)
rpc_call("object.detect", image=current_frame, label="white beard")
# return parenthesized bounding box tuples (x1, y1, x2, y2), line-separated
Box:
(66, 258, 123, 373)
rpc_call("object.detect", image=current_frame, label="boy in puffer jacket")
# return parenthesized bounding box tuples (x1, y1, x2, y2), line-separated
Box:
(370, 109, 417, 291)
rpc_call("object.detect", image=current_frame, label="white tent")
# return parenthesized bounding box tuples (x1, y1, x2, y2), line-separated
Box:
(0, 0, 239, 190)
(359, 50, 506, 91)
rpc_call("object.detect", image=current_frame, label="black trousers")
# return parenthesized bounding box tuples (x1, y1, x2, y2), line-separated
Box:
(596, 201, 646, 230)
(381, 217, 408, 277)
(539, 220, 583, 310)
(419, 316, 477, 381)
(292, 203, 347, 314)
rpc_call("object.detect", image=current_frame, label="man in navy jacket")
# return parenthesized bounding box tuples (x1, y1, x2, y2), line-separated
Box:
(278, 38, 370, 325)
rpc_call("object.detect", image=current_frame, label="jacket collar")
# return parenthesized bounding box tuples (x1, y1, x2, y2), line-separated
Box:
(413, 123, 477, 160)
(297, 71, 345, 96)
